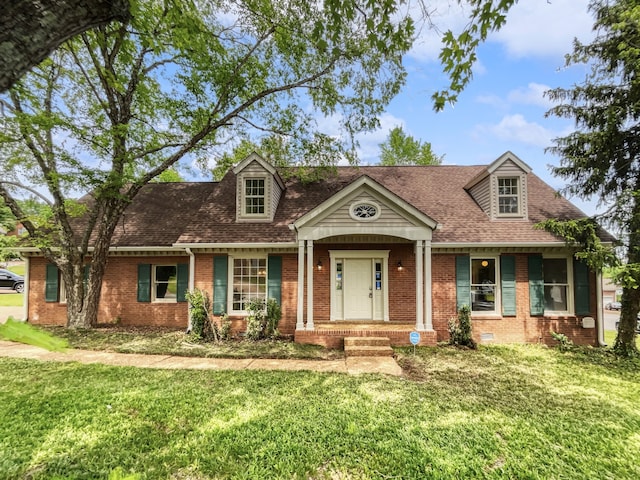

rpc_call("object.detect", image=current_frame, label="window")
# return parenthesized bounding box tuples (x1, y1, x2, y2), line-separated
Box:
(470, 258, 497, 312)
(232, 257, 266, 311)
(497, 177, 519, 215)
(543, 258, 569, 312)
(245, 178, 265, 215)
(153, 265, 177, 302)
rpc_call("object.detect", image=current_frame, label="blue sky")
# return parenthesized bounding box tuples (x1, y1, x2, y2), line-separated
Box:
(349, 0, 599, 215)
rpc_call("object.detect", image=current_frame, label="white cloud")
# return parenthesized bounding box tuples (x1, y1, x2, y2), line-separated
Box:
(473, 114, 553, 147)
(408, 0, 594, 63)
(356, 113, 407, 164)
(491, 0, 594, 59)
(507, 83, 553, 108)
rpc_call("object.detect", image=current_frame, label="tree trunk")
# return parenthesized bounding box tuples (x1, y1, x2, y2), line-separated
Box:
(0, 0, 130, 92)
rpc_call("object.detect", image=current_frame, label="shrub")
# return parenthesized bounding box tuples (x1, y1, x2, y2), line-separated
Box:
(185, 289, 219, 341)
(245, 298, 281, 341)
(448, 305, 476, 349)
(550, 331, 574, 352)
(219, 313, 232, 340)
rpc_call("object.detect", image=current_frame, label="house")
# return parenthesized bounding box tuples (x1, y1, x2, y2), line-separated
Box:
(20, 151, 612, 347)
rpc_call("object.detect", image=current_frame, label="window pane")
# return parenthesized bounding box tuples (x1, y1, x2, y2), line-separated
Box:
(232, 258, 266, 310)
(545, 285, 567, 311)
(155, 265, 177, 300)
(543, 258, 567, 283)
(245, 178, 265, 214)
(471, 258, 495, 285)
(471, 259, 496, 312)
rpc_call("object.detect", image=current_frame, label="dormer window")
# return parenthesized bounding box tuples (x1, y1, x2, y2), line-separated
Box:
(497, 177, 520, 216)
(245, 178, 265, 215)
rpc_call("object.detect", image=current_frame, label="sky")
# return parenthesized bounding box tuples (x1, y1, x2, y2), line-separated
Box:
(348, 0, 599, 215)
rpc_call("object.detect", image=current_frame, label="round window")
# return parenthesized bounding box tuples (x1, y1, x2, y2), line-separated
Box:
(350, 202, 380, 221)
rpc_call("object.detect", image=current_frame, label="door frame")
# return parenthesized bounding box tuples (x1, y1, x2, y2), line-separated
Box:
(329, 250, 390, 321)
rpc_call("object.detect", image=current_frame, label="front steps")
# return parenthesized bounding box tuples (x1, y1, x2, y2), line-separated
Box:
(344, 336, 394, 357)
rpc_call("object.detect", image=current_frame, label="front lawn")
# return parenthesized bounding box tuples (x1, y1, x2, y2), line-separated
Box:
(0, 293, 23, 307)
(1, 344, 639, 479)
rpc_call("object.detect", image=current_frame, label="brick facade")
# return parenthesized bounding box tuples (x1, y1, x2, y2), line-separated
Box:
(27, 249, 600, 347)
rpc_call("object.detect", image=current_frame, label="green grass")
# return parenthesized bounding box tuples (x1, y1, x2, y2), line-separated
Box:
(604, 329, 640, 348)
(0, 293, 23, 307)
(7, 264, 25, 276)
(41, 326, 344, 360)
(1, 344, 639, 479)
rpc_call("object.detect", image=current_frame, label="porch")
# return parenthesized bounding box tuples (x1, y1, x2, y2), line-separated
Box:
(294, 321, 438, 349)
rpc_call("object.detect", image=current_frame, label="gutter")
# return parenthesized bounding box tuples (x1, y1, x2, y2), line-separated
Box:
(596, 270, 607, 347)
(185, 247, 195, 332)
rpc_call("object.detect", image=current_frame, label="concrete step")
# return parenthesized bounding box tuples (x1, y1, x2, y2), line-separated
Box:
(344, 336, 391, 347)
(344, 337, 394, 357)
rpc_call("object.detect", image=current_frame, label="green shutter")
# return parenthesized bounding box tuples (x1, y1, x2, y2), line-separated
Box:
(574, 259, 591, 315)
(177, 263, 189, 303)
(83, 264, 90, 291)
(501, 255, 516, 316)
(45, 264, 59, 303)
(137, 264, 151, 302)
(267, 255, 282, 305)
(528, 255, 544, 316)
(456, 256, 470, 310)
(213, 255, 228, 315)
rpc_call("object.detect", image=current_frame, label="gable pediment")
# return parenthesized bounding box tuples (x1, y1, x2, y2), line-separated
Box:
(293, 176, 437, 241)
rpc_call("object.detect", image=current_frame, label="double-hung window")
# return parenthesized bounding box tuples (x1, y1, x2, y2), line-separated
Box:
(497, 177, 519, 215)
(153, 265, 177, 302)
(470, 257, 498, 313)
(232, 257, 267, 312)
(543, 258, 569, 313)
(245, 178, 265, 215)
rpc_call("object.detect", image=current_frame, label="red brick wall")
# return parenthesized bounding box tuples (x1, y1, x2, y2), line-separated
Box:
(28, 256, 189, 328)
(432, 253, 599, 346)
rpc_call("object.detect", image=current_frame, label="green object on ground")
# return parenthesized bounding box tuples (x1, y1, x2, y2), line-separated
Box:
(0, 318, 68, 352)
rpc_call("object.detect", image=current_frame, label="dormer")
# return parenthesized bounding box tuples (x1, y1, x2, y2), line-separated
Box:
(465, 151, 532, 220)
(233, 152, 285, 222)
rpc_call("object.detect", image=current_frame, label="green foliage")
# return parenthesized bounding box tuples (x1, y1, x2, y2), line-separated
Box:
(434, 0, 518, 110)
(246, 298, 281, 341)
(379, 126, 443, 166)
(550, 331, 574, 352)
(0, 317, 68, 351)
(447, 305, 476, 349)
(543, 0, 640, 357)
(185, 289, 219, 342)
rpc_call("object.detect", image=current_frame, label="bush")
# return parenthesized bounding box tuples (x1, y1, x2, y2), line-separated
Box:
(245, 298, 281, 341)
(448, 305, 476, 349)
(550, 331, 574, 352)
(185, 289, 219, 341)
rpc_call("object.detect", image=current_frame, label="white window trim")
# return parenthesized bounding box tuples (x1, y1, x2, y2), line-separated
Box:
(469, 255, 501, 316)
(496, 176, 522, 218)
(227, 254, 268, 315)
(543, 255, 574, 315)
(152, 264, 178, 303)
(239, 175, 269, 220)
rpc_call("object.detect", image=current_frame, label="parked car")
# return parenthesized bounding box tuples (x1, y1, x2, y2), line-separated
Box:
(0, 268, 24, 293)
(608, 301, 622, 310)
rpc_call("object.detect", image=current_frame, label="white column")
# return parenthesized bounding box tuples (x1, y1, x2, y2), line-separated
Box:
(22, 256, 29, 321)
(296, 240, 305, 330)
(424, 240, 433, 331)
(306, 240, 314, 329)
(415, 240, 424, 330)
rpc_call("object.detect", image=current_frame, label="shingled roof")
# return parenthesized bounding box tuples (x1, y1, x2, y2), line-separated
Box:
(104, 164, 609, 248)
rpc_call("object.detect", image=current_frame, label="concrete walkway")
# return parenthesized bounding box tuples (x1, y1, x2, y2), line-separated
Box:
(0, 340, 403, 376)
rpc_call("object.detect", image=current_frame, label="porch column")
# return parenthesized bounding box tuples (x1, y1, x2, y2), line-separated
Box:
(306, 240, 314, 330)
(424, 240, 434, 331)
(296, 240, 305, 330)
(415, 240, 425, 330)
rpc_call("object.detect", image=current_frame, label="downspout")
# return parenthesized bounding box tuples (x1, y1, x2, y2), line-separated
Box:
(596, 270, 606, 346)
(185, 248, 195, 332)
(22, 256, 29, 321)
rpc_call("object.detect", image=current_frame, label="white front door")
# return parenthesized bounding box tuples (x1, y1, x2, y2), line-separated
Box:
(344, 258, 373, 319)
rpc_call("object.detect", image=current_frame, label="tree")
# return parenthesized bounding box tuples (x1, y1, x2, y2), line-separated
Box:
(543, 0, 640, 356)
(0, 0, 417, 328)
(0, 0, 521, 329)
(0, 0, 130, 92)
(378, 126, 443, 166)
